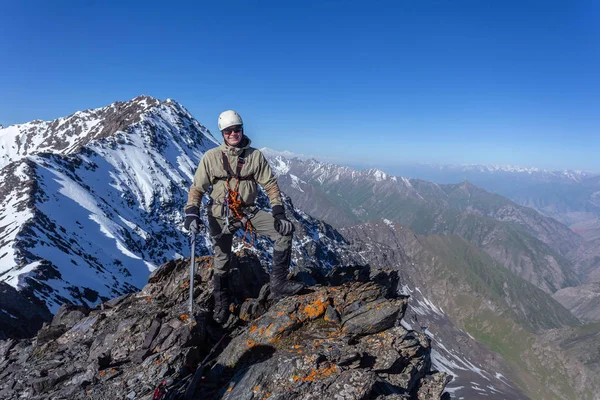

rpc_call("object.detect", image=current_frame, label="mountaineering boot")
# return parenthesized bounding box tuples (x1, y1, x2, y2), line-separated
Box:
(212, 273, 230, 324)
(270, 248, 305, 301)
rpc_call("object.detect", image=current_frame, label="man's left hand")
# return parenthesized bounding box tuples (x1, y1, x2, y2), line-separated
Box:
(272, 205, 295, 236)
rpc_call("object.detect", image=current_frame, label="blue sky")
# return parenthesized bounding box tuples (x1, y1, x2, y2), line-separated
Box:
(1, 0, 599, 171)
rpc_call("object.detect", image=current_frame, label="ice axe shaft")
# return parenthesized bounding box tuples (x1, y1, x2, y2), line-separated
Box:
(189, 233, 196, 316)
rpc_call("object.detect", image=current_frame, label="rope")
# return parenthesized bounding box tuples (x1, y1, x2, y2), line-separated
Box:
(224, 177, 255, 249)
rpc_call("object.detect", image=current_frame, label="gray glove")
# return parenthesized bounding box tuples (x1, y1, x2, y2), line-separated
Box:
(184, 206, 202, 234)
(272, 205, 295, 236)
(274, 219, 294, 236)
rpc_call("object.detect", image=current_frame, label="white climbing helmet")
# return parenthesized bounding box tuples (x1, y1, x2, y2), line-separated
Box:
(218, 110, 243, 132)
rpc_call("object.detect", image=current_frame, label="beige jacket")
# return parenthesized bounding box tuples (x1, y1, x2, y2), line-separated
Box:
(185, 136, 282, 216)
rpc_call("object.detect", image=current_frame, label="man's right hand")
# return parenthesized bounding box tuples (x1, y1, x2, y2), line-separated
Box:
(184, 206, 202, 234)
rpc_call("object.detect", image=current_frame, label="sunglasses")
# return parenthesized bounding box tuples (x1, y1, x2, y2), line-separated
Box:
(222, 126, 243, 135)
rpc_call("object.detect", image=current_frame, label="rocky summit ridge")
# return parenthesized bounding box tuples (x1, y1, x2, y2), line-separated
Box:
(0, 253, 451, 400)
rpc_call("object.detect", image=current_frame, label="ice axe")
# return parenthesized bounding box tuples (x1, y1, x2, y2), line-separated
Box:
(188, 233, 196, 318)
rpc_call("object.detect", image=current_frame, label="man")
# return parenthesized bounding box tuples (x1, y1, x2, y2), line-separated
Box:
(184, 110, 305, 324)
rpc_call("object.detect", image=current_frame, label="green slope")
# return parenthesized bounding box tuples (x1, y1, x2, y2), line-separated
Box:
(413, 234, 594, 399)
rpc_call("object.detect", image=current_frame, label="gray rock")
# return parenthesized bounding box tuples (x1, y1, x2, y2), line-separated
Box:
(0, 257, 449, 400)
(36, 325, 68, 345)
(325, 304, 342, 325)
(51, 304, 90, 329)
(341, 298, 405, 338)
(417, 372, 452, 400)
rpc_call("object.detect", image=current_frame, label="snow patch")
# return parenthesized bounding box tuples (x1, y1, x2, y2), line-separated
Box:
(270, 156, 291, 175)
(430, 349, 462, 377)
(290, 174, 305, 192)
(1, 309, 18, 319)
(4, 261, 44, 289)
(400, 319, 413, 331)
(372, 169, 387, 181)
(443, 386, 464, 394)
(260, 147, 309, 160)
(383, 219, 395, 229)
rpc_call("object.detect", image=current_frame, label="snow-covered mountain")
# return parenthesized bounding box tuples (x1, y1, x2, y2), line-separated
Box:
(0, 96, 219, 313)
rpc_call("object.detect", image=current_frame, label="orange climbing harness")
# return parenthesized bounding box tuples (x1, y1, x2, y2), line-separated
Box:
(221, 150, 256, 248)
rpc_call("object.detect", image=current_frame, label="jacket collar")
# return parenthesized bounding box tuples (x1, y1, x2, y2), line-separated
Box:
(220, 135, 251, 156)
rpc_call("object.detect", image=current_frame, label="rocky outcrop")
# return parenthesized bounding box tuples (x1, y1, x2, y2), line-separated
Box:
(0, 254, 450, 399)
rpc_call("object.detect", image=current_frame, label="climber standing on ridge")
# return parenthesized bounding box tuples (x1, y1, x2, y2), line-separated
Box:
(184, 110, 305, 324)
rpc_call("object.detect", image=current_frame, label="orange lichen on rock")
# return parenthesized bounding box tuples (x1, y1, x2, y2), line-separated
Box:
(250, 325, 258, 333)
(99, 370, 106, 377)
(181, 280, 190, 289)
(179, 314, 189, 321)
(292, 363, 339, 382)
(246, 339, 257, 348)
(302, 297, 329, 319)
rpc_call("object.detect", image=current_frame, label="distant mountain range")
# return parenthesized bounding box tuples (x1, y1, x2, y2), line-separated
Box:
(264, 155, 600, 240)
(386, 163, 600, 241)
(262, 153, 592, 293)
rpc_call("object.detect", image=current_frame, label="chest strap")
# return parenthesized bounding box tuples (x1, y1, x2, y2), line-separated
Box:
(211, 150, 253, 183)
(222, 150, 245, 179)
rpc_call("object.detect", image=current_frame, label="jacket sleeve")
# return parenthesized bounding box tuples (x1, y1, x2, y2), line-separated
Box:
(254, 151, 283, 207)
(185, 155, 213, 212)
